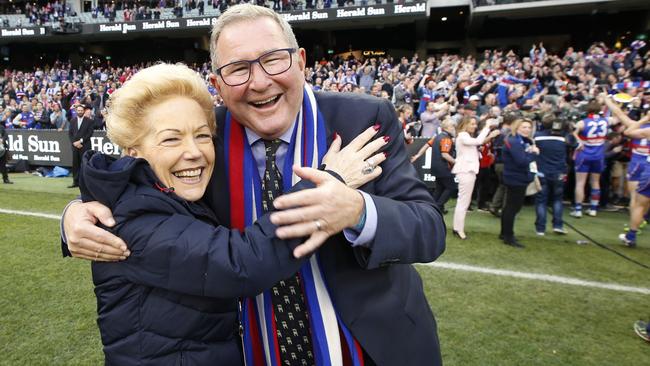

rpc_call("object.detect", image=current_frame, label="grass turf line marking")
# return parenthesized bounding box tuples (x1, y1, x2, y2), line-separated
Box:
(3, 207, 649, 294)
(424, 261, 650, 295)
(0, 208, 60, 220)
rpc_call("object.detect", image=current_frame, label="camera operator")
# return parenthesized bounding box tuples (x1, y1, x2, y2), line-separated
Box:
(533, 113, 569, 235)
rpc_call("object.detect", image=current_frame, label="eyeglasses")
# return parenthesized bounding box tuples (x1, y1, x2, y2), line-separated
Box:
(215, 48, 296, 87)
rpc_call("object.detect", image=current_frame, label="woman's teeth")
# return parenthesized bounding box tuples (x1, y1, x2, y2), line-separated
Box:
(173, 168, 202, 179)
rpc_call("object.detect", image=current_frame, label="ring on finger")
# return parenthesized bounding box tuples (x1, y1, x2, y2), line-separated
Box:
(314, 219, 322, 231)
(362, 162, 374, 175)
(367, 157, 376, 168)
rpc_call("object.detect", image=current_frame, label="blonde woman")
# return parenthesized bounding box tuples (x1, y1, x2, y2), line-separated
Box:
(451, 116, 500, 239)
(500, 118, 540, 248)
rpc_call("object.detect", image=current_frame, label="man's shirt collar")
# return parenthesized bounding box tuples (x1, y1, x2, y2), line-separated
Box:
(244, 119, 296, 146)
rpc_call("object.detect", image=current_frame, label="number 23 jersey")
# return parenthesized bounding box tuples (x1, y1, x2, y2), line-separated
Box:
(577, 115, 609, 160)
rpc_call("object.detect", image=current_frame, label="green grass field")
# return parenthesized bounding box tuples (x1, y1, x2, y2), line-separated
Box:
(1, 172, 649, 365)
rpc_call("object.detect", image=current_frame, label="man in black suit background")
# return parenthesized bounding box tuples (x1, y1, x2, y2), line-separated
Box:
(68, 104, 94, 188)
(62, 4, 446, 365)
(0, 122, 12, 184)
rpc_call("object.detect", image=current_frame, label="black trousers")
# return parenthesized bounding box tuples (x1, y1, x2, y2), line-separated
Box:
(433, 176, 456, 211)
(500, 185, 527, 240)
(71, 146, 89, 185)
(0, 152, 8, 182)
(476, 167, 495, 209)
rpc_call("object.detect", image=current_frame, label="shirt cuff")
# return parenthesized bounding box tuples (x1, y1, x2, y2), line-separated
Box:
(60, 198, 82, 254)
(343, 191, 377, 247)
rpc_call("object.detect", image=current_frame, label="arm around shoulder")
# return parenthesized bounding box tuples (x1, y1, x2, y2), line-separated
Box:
(111, 195, 307, 299)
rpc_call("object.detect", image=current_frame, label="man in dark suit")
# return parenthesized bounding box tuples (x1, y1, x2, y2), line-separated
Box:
(0, 123, 12, 184)
(62, 5, 446, 365)
(68, 104, 95, 188)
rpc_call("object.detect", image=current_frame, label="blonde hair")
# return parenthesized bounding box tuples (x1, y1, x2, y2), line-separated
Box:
(210, 4, 299, 72)
(440, 118, 455, 131)
(510, 118, 533, 137)
(106, 63, 215, 150)
(456, 116, 477, 134)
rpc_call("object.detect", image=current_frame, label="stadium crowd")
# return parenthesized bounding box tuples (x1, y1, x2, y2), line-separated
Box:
(2, 39, 650, 246)
(0, 0, 406, 27)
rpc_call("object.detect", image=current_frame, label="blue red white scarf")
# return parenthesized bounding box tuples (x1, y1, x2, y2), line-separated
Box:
(224, 85, 364, 366)
(613, 81, 650, 90)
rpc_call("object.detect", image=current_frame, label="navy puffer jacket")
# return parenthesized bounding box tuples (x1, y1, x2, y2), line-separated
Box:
(502, 134, 536, 187)
(80, 151, 307, 366)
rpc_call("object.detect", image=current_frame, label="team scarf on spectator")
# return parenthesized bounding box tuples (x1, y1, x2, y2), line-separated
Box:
(224, 84, 364, 366)
(613, 81, 650, 90)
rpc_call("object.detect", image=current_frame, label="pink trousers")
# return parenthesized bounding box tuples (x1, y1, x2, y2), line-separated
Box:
(453, 172, 477, 233)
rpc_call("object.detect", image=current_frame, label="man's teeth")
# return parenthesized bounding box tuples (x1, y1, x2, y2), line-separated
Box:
(173, 169, 202, 178)
(252, 95, 278, 105)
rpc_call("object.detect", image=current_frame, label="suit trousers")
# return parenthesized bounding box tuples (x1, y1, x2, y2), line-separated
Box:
(71, 145, 89, 185)
(433, 175, 456, 211)
(500, 185, 527, 240)
(490, 163, 507, 210)
(453, 172, 476, 233)
(0, 152, 8, 182)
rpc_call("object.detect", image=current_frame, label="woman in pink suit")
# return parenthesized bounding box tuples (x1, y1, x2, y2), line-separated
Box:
(451, 117, 500, 239)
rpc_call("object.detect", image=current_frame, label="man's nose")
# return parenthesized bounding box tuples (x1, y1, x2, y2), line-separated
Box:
(248, 62, 272, 90)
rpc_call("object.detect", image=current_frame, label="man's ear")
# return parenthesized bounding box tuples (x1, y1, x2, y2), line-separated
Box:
(209, 73, 221, 95)
(127, 147, 139, 157)
(297, 48, 307, 73)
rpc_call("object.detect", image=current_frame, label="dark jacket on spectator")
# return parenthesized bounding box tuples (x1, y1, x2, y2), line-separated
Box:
(79, 151, 308, 366)
(503, 134, 535, 187)
(533, 130, 567, 175)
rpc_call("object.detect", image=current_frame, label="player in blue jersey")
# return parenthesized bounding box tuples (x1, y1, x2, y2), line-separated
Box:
(604, 96, 650, 247)
(571, 101, 610, 217)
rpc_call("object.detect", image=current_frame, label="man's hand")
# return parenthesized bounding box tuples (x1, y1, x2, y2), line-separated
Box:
(73, 140, 82, 149)
(63, 201, 129, 261)
(271, 167, 365, 258)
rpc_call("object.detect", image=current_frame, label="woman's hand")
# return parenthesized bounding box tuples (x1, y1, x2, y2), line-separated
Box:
(487, 129, 501, 140)
(322, 125, 388, 189)
(528, 145, 540, 155)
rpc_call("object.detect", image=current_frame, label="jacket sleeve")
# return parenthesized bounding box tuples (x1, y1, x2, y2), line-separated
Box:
(353, 98, 446, 270)
(81, 119, 95, 141)
(457, 127, 490, 146)
(505, 136, 533, 169)
(108, 195, 307, 298)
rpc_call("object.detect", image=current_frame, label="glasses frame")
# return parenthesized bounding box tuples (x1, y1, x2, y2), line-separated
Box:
(215, 47, 297, 87)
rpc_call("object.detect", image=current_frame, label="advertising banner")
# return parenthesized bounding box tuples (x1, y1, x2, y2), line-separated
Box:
(85, 2, 427, 34)
(405, 137, 435, 189)
(0, 26, 47, 38)
(6, 130, 121, 167)
(6, 130, 434, 188)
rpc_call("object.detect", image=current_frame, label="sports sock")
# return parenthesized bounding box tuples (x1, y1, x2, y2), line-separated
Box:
(590, 189, 600, 211)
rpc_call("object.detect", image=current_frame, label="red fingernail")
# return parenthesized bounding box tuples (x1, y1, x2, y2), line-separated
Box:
(384, 151, 389, 157)
(373, 124, 380, 131)
(383, 136, 391, 142)
(333, 132, 339, 140)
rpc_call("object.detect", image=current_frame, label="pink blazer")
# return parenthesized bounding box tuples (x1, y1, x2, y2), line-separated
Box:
(451, 127, 490, 175)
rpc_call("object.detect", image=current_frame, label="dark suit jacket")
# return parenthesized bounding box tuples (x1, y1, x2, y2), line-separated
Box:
(203, 92, 447, 365)
(68, 116, 95, 148)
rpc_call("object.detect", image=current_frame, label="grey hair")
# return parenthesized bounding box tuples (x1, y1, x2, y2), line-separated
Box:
(210, 4, 299, 72)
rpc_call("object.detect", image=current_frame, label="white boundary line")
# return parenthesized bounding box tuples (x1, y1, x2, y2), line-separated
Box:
(422, 262, 650, 295)
(0, 208, 60, 220)
(2, 207, 649, 294)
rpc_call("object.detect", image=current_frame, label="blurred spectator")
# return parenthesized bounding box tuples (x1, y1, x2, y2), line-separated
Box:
(533, 113, 569, 235)
(501, 118, 539, 248)
(0, 121, 11, 183)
